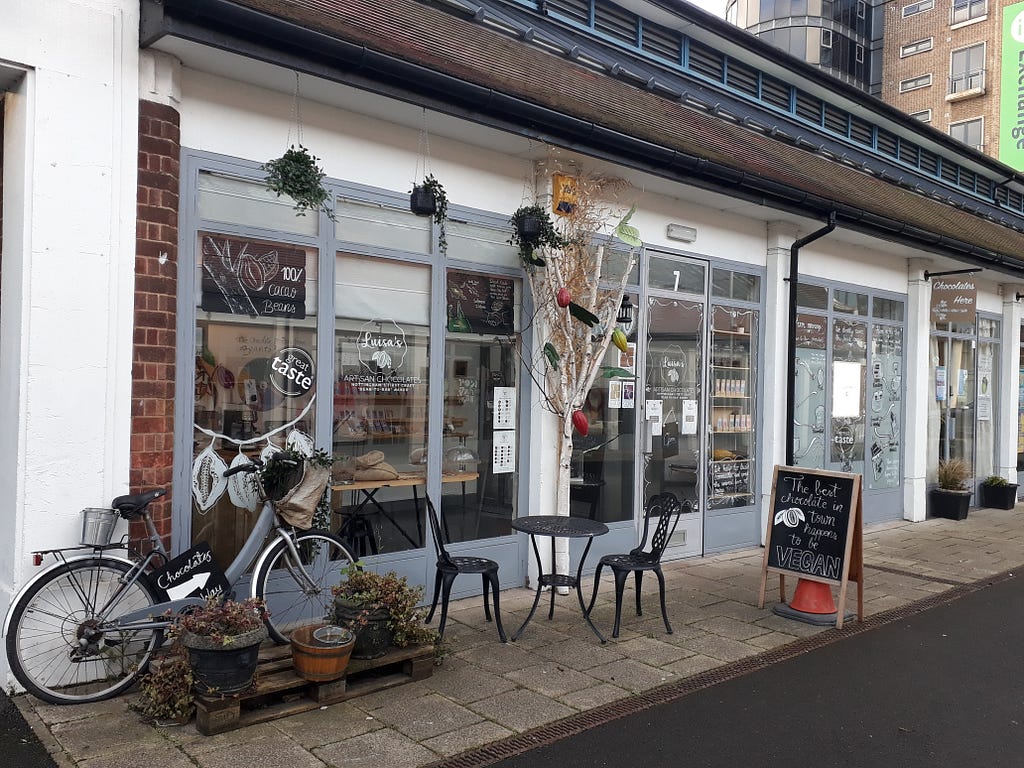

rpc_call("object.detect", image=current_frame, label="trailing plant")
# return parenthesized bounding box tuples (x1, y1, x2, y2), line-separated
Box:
(175, 596, 267, 647)
(411, 174, 449, 254)
(263, 144, 336, 221)
(508, 204, 565, 267)
(936, 458, 970, 491)
(130, 644, 194, 725)
(333, 564, 439, 648)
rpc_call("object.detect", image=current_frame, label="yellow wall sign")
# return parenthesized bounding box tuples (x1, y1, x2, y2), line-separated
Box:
(552, 174, 577, 216)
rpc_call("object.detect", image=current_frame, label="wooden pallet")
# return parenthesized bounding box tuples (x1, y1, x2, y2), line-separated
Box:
(194, 642, 435, 735)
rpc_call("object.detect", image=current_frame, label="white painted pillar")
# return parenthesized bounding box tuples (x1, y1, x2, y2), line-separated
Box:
(999, 285, 1023, 482)
(762, 222, 797, 542)
(903, 258, 932, 521)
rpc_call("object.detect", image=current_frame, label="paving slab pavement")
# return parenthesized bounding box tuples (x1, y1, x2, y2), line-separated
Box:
(9, 506, 1024, 768)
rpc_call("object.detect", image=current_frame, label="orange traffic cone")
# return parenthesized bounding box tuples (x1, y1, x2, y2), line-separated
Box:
(772, 578, 851, 626)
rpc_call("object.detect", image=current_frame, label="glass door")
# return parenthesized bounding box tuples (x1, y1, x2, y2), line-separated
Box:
(644, 296, 704, 558)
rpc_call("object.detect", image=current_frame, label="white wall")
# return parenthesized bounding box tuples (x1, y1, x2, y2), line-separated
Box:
(0, 0, 140, 687)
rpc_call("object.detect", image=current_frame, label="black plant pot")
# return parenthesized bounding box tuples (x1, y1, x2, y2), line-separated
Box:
(928, 488, 972, 520)
(181, 626, 267, 695)
(516, 213, 544, 240)
(333, 599, 394, 659)
(979, 483, 1019, 510)
(410, 186, 436, 216)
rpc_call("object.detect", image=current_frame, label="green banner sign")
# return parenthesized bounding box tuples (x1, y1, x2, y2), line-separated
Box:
(1000, 2, 1024, 168)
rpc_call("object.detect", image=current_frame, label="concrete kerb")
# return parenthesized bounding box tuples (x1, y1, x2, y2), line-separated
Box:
(12, 505, 1024, 768)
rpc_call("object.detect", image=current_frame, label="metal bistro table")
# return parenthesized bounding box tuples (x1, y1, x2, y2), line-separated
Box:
(510, 515, 609, 643)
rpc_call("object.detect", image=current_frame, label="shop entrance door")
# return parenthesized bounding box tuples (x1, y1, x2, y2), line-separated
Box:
(643, 294, 705, 558)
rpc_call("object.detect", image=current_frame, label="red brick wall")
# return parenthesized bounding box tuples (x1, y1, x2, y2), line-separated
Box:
(132, 99, 180, 552)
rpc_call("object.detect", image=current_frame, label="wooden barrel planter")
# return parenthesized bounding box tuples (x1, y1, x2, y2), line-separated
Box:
(290, 625, 356, 682)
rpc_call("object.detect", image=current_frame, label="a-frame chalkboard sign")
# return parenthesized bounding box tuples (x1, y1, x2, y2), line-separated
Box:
(758, 466, 863, 628)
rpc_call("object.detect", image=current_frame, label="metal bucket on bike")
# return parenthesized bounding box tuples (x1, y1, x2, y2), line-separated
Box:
(80, 508, 118, 546)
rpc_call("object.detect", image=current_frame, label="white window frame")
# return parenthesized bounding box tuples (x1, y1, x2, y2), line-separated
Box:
(949, 42, 985, 94)
(910, 109, 932, 122)
(949, 117, 983, 151)
(821, 29, 833, 48)
(899, 74, 933, 92)
(902, 0, 935, 17)
(901, 38, 934, 57)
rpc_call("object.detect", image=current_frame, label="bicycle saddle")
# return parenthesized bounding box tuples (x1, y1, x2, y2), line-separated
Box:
(110, 488, 167, 518)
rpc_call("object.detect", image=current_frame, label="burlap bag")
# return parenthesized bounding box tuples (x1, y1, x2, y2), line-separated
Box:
(275, 462, 330, 529)
(353, 461, 400, 481)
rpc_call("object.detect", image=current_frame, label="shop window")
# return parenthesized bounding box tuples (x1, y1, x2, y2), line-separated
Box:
(873, 297, 905, 321)
(793, 312, 827, 469)
(833, 289, 868, 315)
(198, 172, 319, 236)
(868, 325, 903, 489)
(796, 282, 828, 309)
(333, 254, 431, 555)
(831, 319, 867, 474)
(712, 268, 761, 302)
(335, 198, 431, 253)
(445, 219, 520, 268)
(191, 233, 319, 566)
(647, 253, 705, 294)
(443, 270, 522, 539)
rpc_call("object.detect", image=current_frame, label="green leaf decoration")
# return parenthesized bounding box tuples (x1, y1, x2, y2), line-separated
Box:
(600, 366, 636, 379)
(613, 205, 642, 247)
(567, 302, 600, 327)
(543, 343, 560, 370)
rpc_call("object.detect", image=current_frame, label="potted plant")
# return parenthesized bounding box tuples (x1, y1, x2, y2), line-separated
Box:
(928, 458, 973, 520)
(508, 204, 564, 267)
(263, 144, 337, 221)
(258, 447, 333, 529)
(410, 173, 449, 254)
(332, 565, 438, 659)
(177, 597, 268, 695)
(979, 475, 1020, 510)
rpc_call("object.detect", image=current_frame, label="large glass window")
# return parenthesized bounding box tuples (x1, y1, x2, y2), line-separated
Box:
(949, 44, 985, 94)
(949, 118, 983, 152)
(951, 0, 987, 24)
(442, 269, 521, 541)
(332, 254, 431, 556)
(191, 233, 319, 566)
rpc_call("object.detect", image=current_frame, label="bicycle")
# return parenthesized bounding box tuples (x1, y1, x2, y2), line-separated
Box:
(2, 455, 355, 705)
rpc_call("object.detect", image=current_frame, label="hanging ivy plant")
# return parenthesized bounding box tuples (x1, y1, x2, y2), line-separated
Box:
(410, 174, 449, 255)
(508, 205, 564, 268)
(263, 144, 336, 221)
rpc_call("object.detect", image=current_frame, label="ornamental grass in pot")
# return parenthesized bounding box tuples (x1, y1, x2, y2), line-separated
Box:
(332, 565, 438, 659)
(929, 458, 973, 521)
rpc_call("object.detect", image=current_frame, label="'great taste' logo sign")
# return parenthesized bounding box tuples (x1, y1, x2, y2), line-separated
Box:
(357, 319, 408, 373)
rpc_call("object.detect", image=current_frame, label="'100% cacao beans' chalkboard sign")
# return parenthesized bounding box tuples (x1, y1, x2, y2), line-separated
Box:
(758, 466, 863, 628)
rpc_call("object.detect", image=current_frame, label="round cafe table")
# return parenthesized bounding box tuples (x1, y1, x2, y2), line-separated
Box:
(509, 515, 609, 643)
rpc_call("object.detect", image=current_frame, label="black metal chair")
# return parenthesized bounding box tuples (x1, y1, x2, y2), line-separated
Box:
(587, 493, 682, 638)
(424, 495, 507, 642)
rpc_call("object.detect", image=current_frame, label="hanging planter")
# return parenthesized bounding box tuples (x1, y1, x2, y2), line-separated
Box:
(410, 174, 449, 254)
(509, 205, 564, 268)
(263, 144, 336, 221)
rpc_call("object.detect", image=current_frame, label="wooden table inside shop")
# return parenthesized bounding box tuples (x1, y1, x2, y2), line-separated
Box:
(331, 472, 478, 554)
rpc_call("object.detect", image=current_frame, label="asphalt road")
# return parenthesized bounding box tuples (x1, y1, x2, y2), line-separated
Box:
(489, 573, 1024, 768)
(0, 688, 56, 768)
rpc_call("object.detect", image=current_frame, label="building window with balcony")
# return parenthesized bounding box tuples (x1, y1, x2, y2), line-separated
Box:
(899, 74, 932, 92)
(949, 43, 985, 95)
(951, 0, 986, 24)
(949, 117, 983, 152)
(901, 38, 933, 57)
(902, 0, 934, 17)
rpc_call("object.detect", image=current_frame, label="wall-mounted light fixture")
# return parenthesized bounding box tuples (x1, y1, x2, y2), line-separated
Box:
(666, 223, 697, 243)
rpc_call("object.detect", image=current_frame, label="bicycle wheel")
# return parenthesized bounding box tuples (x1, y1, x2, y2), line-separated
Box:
(254, 529, 356, 644)
(6, 558, 163, 704)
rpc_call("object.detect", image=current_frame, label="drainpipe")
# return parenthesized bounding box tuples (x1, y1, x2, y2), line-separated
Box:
(785, 212, 837, 466)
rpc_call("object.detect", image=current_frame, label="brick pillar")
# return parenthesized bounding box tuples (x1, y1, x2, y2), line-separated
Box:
(132, 99, 180, 552)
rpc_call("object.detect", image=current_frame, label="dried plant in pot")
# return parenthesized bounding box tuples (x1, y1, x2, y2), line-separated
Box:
(176, 597, 268, 695)
(929, 458, 973, 520)
(130, 644, 195, 725)
(979, 474, 1020, 510)
(331, 565, 438, 659)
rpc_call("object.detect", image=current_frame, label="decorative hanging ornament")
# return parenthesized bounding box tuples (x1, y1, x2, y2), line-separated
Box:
(556, 287, 571, 308)
(572, 410, 589, 437)
(191, 442, 228, 513)
(611, 327, 629, 353)
(227, 451, 261, 512)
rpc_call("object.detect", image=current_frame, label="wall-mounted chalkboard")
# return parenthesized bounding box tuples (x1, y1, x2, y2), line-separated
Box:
(446, 271, 515, 335)
(759, 465, 863, 628)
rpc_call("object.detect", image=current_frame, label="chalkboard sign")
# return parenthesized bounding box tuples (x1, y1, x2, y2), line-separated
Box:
(759, 465, 863, 628)
(446, 271, 515, 335)
(150, 542, 230, 602)
(201, 235, 308, 319)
